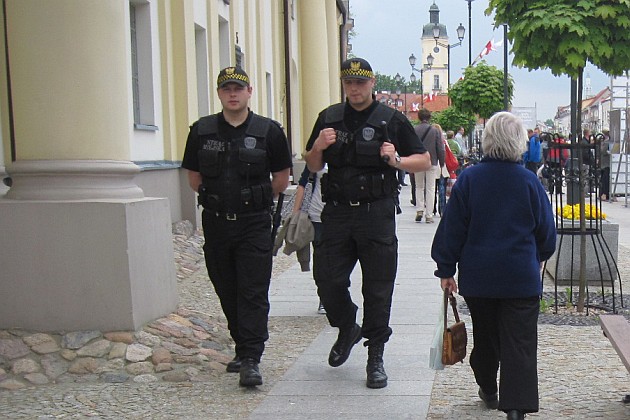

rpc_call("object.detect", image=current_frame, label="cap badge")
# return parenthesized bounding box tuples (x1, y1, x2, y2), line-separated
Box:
(351, 61, 361, 70)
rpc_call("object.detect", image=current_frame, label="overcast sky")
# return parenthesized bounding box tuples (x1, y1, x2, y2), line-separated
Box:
(349, 0, 610, 122)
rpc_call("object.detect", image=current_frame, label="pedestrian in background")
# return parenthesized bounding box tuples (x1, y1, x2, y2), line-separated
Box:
(414, 109, 444, 223)
(599, 129, 611, 201)
(304, 57, 430, 389)
(431, 112, 556, 420)
(181, 66, 292, 387)
(455, 126, 468, 156)
(524, 128, 541, 173)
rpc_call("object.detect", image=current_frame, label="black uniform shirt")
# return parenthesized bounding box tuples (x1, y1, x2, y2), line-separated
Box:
(305, 100, 426, 158)
(182, 111, 292, 174)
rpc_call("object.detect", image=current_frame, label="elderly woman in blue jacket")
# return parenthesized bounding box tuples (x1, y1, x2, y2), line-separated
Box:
(431, 112, 556, 420)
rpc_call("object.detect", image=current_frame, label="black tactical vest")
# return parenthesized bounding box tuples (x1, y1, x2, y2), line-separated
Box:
(195, 114, 273, 214)
(320, 102, 399, 203)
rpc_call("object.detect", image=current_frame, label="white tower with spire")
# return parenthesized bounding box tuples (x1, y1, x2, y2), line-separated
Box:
(584, 72, 592, 98)
(421, 2, 448, 94)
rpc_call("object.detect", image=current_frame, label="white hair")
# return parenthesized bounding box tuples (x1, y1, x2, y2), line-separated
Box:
(482, 112, 528, 162)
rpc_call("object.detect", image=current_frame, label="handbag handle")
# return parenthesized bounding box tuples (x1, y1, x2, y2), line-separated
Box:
(443, 289, 461, 330)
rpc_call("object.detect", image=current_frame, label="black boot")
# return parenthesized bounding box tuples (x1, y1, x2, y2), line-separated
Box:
(226, 355, 241, 373)
(239, 357, 263, 387)
(328, 323, 362, 367)
(506, 410, 525, 420)
(366, 343, 387, 389)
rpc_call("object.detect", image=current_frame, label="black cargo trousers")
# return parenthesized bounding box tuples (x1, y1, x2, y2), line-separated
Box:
(315, 197, 398, 347)
(201, 209, 272, 363)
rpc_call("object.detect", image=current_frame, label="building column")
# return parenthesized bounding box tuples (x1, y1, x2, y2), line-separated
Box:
(297, 1, 339, 143)
(0, 0, 177, 332)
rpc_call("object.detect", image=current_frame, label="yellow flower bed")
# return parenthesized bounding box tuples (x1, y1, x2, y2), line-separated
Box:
(557, 204, 606, 220)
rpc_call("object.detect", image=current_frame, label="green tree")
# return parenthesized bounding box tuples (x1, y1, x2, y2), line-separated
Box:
(448, 61, 514, 120)
(545, 119, 555, 130)
(487, 0, 630, 78)
(486, 0, 630, 313)
(432, 107, 477, 134)
(374, 73, 420, 94)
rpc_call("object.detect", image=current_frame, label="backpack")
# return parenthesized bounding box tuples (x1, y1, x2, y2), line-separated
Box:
(444, 140, 459, 174)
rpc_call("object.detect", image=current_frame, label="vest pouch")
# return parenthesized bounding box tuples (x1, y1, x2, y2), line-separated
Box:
(354, 140, 383, 167)
(343, 174, 373, 202)
(320, 172, 341, 202)
(370, 173, 385, 199)
(322, 140, 345, 167)
(197, 185, 221, 211)
(238, 147, 266, 178)
(241, 184, 272, 212)
(198, 149, 222, 178)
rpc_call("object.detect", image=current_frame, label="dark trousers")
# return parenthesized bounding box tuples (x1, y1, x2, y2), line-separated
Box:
(600, 166, 610, 197)
(312, 221, 322, 286)
(410, 173, 417, 205)
(315, 198, 398, 346)
(202, 210, 272, 362)
(548, 162, 563, 194)
(526, 161, 540, 174)
(464, 296, 540, 413)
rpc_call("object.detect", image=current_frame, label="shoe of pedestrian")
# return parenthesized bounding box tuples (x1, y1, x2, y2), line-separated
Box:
(425, 216, 434, 224)
(328, 323, 362, 367)
(478, 387, 499, 409)
(366, 343, 388, 389)
(239, 357, 263, 387)
(506, 409, 525, 420)
(317, 301, 326, 314)
(415, 211, 423, 222)
(226, 355, 241, 373)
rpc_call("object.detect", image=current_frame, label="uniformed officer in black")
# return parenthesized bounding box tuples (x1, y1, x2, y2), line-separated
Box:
(304, 57, 430, 388)
(181, 66, 291, 387)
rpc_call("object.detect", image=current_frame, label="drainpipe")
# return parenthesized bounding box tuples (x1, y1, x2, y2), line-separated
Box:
(282, 0, 293, 161)
(3, 0, 15, 162)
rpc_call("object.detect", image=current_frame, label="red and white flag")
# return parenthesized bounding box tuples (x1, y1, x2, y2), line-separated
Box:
(472, 38, 503, 65)
(423, 92, 434, 103)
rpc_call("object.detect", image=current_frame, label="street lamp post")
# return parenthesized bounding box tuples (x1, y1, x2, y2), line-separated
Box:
(465, 0, 475, 65)
(408, 53, 434, 107)
(394, 73, 407, 116)
(503, 23, 509, 111)
(432, 22, 465, 102)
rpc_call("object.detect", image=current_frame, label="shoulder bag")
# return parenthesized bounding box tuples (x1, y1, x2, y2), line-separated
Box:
(442, 290, 467, 365)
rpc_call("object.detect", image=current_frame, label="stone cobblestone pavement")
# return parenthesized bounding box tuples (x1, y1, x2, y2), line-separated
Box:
(427, 245, 630, 419)
(0, 226, 327, 419)
(1, 221, 629, 418)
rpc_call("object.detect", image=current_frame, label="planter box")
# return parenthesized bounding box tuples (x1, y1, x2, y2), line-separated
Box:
(546, 220, 619, 285)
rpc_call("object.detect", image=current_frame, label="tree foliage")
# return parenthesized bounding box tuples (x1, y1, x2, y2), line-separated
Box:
(432, 107, 477, 134)
(374, 72, 421, 93)
(449, 61, 514, 120)
(486, 0, 630, 77)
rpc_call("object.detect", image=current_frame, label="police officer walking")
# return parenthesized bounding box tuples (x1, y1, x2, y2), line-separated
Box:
(181, 67, 292, 387)
(304, 57, 430, 388)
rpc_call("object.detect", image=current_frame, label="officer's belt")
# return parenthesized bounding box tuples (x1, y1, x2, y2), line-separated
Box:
(329, 197, 390, 207)
(197, 185, 270, 218)
(209, 210, 269, 221)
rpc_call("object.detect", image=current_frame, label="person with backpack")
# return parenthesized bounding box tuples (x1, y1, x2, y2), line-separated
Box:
(414, 109, 445, 224)
(524, 128, 541, 173)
